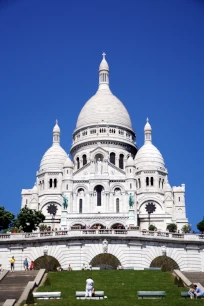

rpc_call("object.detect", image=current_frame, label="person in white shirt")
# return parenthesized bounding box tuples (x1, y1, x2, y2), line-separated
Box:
(85, 277, 94, 297)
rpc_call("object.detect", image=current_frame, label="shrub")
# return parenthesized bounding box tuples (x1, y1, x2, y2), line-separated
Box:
(149, 224, 157, 231)
(166, 223, 177, 233)
(181, 224, 191, 233)
(197, 220, 204, 233)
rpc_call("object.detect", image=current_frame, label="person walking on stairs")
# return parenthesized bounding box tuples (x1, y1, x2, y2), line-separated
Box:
(9, 256, 15, 272)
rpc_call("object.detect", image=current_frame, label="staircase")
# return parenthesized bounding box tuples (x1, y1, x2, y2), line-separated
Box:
(183, 272, 204, 287)
(0, 270, 38, 305)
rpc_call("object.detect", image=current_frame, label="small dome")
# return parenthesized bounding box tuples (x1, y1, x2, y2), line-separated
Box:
(135, 143, 165, 170)
(144, 118, 152, 132)
(53, 120, 60, 133)
(63, 156, 73, 168)
(126, 156, 135, 167)
(40, 145, 68, 171)
(32, 183, 38, 194)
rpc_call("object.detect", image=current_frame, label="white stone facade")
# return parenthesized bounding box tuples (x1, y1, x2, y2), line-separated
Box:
(21, 54, 188, 232)
(0, 232, 203, 271)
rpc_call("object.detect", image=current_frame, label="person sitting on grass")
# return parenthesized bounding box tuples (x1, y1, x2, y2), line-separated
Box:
(188, 284, 203, 299)
(82, 263, 87, 270)
(67, 264, 72, 271)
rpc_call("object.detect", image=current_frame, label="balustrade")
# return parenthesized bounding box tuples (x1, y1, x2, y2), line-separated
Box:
(0, 230, 201, 241)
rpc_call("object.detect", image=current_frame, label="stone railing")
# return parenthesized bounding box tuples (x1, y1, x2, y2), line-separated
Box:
(0, 230, 202, 241)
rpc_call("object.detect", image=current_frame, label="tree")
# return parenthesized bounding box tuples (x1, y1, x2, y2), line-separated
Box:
(181, 224, 191, 233)
(0, 206, 15, 230)
(149, 224, 157, 231)
(14, 206, 45, 232)
(197, 220, 204, 234)
(166, 223, 177, 233)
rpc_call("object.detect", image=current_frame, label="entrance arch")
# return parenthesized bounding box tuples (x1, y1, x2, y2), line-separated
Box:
(90, 253, 120, 270)
(111, 223, 125, 229)
(150, 256, 179, 272)
(34, 255, 60, 272)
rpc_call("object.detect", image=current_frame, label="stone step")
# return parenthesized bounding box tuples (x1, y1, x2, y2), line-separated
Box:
(0, 271, 38, 304)
(182, 272, 204, 287)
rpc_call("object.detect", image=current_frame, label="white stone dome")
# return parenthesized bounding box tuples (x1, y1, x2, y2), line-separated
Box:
(76, 88, 132, 129)
(135, 143, 165, 170)
(40, 145, 68, 171)
(63, 156, 73, 168)
(126, 155, 135, 167)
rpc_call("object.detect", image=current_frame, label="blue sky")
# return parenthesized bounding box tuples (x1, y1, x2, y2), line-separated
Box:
(0, 0, 203, 230)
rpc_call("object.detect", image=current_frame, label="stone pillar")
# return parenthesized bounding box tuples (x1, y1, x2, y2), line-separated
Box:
(73, 193, 77, 213)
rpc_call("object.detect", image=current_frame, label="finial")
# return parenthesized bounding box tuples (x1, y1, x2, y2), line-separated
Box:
(102, 52, 106, 59)
(56, 119, 58, 125)
(146, 118, 149, 123)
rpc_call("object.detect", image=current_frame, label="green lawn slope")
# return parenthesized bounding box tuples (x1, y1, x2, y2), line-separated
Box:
(36, 270, 203, 306)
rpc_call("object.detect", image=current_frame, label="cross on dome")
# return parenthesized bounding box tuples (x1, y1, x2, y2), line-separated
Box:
(102, 52, 106, 59)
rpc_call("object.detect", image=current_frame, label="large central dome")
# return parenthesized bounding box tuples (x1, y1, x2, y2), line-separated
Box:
(76, 54, 133, 130)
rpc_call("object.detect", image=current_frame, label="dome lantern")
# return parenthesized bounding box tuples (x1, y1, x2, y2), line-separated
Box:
(53, 119, 60, 145)
(144, 118, 152, 144)
(99, 52, 109, 90)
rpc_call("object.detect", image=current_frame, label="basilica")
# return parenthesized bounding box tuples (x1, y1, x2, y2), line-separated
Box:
(21, 54, 188, 231)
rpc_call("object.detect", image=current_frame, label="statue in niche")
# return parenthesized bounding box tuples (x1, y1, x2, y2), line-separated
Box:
(97, 158, 102, 174)
(103, 239, 108, 253)
(129, 193, 134, 209)
(62, 194, 68, 210)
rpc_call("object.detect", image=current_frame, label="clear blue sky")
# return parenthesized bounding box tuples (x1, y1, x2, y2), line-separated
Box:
(0, 0, 203, 230)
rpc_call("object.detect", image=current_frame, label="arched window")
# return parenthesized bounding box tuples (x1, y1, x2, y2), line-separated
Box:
(150, 177, 154, 186)
(66, 184, 68, 190)
(116, 198, 119, 213)
(119, 154, 124, 169)
(79, 199, 83, 213)
(146, 177, 149, 186)
(162, 179, 164, 189)
(76, 157, 80, 170)
(82, 154, 87, 166)
(159, 178, 161, 188)
(54, 178, 57, 188)
(67, 170, 68, 174)
(26, 199, 28, 204)
(94, 185, 103, 206)
(110, 152, 115, 165)
(138, 178, 141, 188)
(130, 183, 132, 189)
(136, 180, 138, 188)
(49, 179, 52, 188)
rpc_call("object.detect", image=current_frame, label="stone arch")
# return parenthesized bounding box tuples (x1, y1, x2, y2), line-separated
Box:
(90, 253, 121, 270)
(111, 183, 125, 193)
(109, 221, 126, 229)
(89, 221, 106, 228)
(150, 256, 180, 271)
(70, 221, 86, 229)
(90, 148, 109, 160)
(138, 198, 164, 213)
(34, 255, 60, 272)
(73, 184, 88, 194)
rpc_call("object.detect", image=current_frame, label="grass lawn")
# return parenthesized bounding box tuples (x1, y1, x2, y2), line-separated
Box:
(36, 270, 203, 306)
